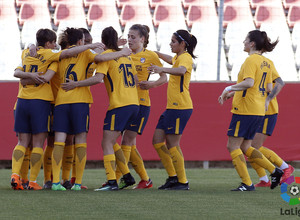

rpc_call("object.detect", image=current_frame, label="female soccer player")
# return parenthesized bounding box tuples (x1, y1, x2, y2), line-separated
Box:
(249, 74, 294, 187)
(61, 26, 138, 191)
(218, 30, 284, 191)
(12, 28, 102, 190)
(114, 24, 167, 189)
(148, 30, 197, 190)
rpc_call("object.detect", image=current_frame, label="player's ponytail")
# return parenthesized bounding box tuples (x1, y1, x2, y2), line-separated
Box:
(248, 30, 279, 53)
(102, 26, 120, 51)
(174, 30, 197, 58)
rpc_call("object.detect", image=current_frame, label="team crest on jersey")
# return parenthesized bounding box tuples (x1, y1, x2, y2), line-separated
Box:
(51, 49, 60, 53)
(140, 58, 145, 63)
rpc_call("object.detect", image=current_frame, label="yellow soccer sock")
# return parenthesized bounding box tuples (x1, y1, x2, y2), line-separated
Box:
(62, 144, 74, 182)
(52, 142, 65, 183)
(103, 154, 116, 181)
(248, 158, 267, 178)
(130, 145, 149, 181)
(245, 147, 275, 174)
(230, 149, 252, 186)
(114, 144, 130, 176)
(74, 143, 87, 185)
(20, 147, 32, 181)
(116, 144, 132, 181)
(43, 145, 53, 182)
(71, 145, 76, 179)
(12, 145, 26, 175)
(169, 146, 187, 184)
(154, 142, 176, 177)
(29, 147, 44, 182)
(259, 146, 284, 168)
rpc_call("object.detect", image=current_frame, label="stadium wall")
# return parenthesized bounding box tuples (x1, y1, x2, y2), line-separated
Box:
(1, 81, 299, 161)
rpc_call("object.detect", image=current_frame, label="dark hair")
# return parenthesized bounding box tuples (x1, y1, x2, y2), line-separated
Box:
(79, 27, 90, 35)
(173, 29, 197, 58)
(64, 27, 83, 46)
(129, 24, 150, 48)
(58, 33, 68, 50)
(248, 30, 279, 53)
(36, 28, 57, 47)
(102, 26, 120, 51)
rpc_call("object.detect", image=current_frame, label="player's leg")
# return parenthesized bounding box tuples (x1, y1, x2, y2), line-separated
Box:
(61, 135, 74, 189)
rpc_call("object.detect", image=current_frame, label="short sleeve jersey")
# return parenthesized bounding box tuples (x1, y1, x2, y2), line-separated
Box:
(231, 54, 273, 116)
(16, 47, 62, 101)
(167, 52, 193, 110)
(54, 47, 98, 106)
(131, 49, 162, 106)
(96, 49, 139, 110)
(266, 67, 280, 115)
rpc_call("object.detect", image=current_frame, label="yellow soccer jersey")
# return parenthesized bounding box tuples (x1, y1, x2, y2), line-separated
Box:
(266, 67, 280, 115)
(54, 47, 98, 106)
(131, 49, 162, 106)
(232, 54, 273, 116)
(167, 52, 193, 110)
(96, 49, 139, 110)
(16, 47, 62, 101)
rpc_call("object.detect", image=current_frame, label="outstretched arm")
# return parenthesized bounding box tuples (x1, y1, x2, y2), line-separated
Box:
(59, 42, 104, 59)
(154, 51, 173, 65)
(61, 73, 104, 91)
(138, 73, 167, 90)
(148, 64, 186, 76)
(94, 47, 132, 63)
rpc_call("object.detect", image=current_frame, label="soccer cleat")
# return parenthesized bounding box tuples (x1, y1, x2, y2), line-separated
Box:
(28, 182, 42, 190)
(21, 179, 29, 190)
(133, 179, 153, 189)
(94, 180, 118, 191)
(119, 173, 136, 189)
(11, 174, 24, 190)
(280, 165, 295, 184)
(51, 183, 66, 191)
(270, 168, 284, 189)
(254, 180, 271, 187)
(71, 177, 88, 189)
(62, 180, 72, 190)
(167, 182, 189, 190)
(71, 184, 81, 191)
(158, 176, 178, 190)
(43, 181, 52, 189)
(231, 183, 255, 191)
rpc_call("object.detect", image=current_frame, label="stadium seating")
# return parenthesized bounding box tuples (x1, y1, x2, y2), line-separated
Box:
(116, 0, 148, 8)
(249, 0, 282, 9)
(181, 0, 213, 9)
(83, 0, 116, 8)
(283, 0, 300, 9)
(90, 21, 122, 42)
(223, 4, 253, 28)
(16, 0, 48, 7)
(153, 4, 186, 27)
(87, 3, 120, 26)
(53, 2, 86, 26)
(149, 0, 181, 9)
(50, 0, 83, 8)
(186, 3, 218, 28)
(292, 22, 300, 49)
(18, 2, 51, 26)
(120, 3, 152, 26)
(254, 4, 286, 28)
(287, 5, 300, 28)
(216, 0, 250, 7)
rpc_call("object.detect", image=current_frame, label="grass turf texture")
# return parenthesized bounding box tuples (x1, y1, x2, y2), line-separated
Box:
(0, 168, 297, 219)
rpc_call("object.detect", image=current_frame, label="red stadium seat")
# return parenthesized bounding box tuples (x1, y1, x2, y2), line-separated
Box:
(0, 0, 18, 23)
(287, 5, 300, 27)
(223, 4, 253, 28)
(53, 2, 86, 26)
(186, 4, 218, 28)
(153, 4, 185, 27)
(120, 3, 152, 26)
(87, 3, 119, 26)
(149, 0, 181, 9)
(254, 4, 286, 28)
(283, 0, 300, 9)
(116, 0, 148, 8)
(18, 2, 51, 26)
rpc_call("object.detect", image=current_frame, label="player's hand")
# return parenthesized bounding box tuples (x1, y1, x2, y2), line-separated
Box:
(218, 89, 229, 105)
(90, 42, 105, 50)
(29, 72, 45, 84)
(265, 97, 271, 111)
(138, 81, 153, 90)
(148, 64, 163, 74)
(120, 47, 132, 56)
(117, 37, 127, 46)
(61, 78, 77, 91)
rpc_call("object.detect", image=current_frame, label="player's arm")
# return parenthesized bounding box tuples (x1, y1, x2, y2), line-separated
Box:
(19, 69, 56, 86)
(14, 69, 45, 84)
(265, 77, 285, 109)
(59, 42, 104, 60)
(139, 73, 167, 90)
(94, 47, 132, 63)
(148, 64, 186, 76)
(154, 51, 173, 64)
(61, 73, 104, 91)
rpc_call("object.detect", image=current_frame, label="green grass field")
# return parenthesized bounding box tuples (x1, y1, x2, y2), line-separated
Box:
(0, 168, 298, 220)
